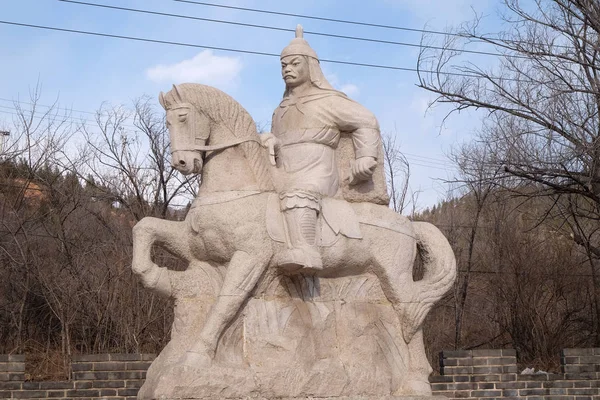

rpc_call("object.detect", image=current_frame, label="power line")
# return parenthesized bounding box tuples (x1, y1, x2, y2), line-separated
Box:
(0, 20, 522, 80)
(172, 0, 459, 37)
(0, 97, 138, 127)
(59, 0, 519, 59)
(1, 97, 104, 117)
(0, 106, 139, 131)
(173, 0, 573, 51)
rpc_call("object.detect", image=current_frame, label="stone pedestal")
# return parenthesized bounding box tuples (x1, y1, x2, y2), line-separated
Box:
(138, 271, 436, 399)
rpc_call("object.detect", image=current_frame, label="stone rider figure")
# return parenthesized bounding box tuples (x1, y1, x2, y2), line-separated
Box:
(261, 25, 382, 271)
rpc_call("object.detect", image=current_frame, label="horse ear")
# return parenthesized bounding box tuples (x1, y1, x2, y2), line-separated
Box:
(172, 84, 183, 102)
(158, 92, 167, 109)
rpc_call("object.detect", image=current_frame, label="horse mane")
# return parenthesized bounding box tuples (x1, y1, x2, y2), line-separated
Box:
(164, 83, 274, 191)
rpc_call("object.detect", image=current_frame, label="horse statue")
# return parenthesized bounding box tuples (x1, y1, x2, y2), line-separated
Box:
(132, 83, 456, 399)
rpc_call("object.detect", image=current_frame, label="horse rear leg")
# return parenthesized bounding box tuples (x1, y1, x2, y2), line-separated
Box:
(132, 217, 193, 296)
(181, 250, 270, 367)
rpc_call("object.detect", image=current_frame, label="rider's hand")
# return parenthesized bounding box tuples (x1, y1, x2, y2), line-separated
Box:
(350, 156, 377, 185)
(260, 133, 280, 166)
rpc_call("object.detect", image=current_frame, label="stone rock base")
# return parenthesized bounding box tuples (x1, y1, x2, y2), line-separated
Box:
(139, 272, 434, 400)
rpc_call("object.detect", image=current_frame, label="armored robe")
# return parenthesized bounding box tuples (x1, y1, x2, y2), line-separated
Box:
(272, 88, 381, 201)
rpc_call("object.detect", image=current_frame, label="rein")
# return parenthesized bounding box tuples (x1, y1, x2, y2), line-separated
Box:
(188, 137, 261, 153)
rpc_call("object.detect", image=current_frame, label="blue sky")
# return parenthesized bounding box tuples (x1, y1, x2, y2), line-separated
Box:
(0, 0, 504, 211)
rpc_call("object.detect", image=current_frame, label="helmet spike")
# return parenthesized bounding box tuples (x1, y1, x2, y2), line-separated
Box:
(281, 24, 318, 60)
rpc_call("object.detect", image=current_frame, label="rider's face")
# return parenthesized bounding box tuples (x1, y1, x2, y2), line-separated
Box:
(281, 55, 310, 88)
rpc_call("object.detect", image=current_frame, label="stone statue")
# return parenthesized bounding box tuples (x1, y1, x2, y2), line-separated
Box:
(131, 26, 456, 400)
(263, 25, 382, 272)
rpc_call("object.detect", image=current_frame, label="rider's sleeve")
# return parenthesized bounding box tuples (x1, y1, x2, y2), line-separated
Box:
(333, 98, 380, 160)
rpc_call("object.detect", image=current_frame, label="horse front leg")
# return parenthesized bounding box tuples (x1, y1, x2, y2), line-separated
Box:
(132, 217, 193, 296)
(180, 250, 270, 367)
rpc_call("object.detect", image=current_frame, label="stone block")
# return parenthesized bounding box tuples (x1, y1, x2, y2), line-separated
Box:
(518, 374, 549, 381)
(472, 349, 504, 358)
(471, 389, 502, 397)
(93, 361, 124, 371)
(442, 366, 473, 375)
(568, 388, 598, 395)
(471, 374, 501, 382)
(70, 362, 93, 372)
(9, 373, 24, 381)
(454, 382, 474, 390)
(75, 380, 93, 389)
(8, 362, 25, 372)
(100, 388, 118, 396)
(525, 380, 545, 388)
(562, 348, 595, 356)
(108, 354, 142, 361)
(579, 356, 600, 364)
(519, 388, 549, 395)
(22, 381, 40, 390)
(125, 361, 152, 370)
(0, 381, 21, 389)
(125, 380, 144, 388)
(503, 365, 518, 373)
(548, 387, 568, 395)
(472, 366, 503, 374)
(118, 388, 140, 396)
(107, 371, 144, 380)
(39, 381, 73, 390)
(8, 355, 25, 362)
(453, 375, 470, 382)
(72, 354, 111, 362)
(65, 388, 101, 397)
(46, 390, 67, 398)
(544, 380, 574, 388)
(452, 390, 471, 398)
(11, 390, 47, 398)
(442, 350, 472, 358)
(431, 383, 450, 391)
(430, 375, 453, 383)
(477, 382, 495, 389)
(93, 380, 125, 388)
(502, 388, 519, 396)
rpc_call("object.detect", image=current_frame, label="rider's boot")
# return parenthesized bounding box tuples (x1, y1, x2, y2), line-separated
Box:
(277, 207, 323, 271)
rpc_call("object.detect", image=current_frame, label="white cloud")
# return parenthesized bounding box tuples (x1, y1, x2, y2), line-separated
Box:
(146, 50, 242, 88)
(340, 84, 360, 98)
(324, 72, 360, 98)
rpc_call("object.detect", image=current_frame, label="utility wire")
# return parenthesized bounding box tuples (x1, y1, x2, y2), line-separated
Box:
(0, 106, 139, 131)
(0, 20, 523, 80)
(59, 0, 520, 59)
(173, 0, 573, 50)
(0, 98, 138, 128)
(0, 97, 115, 117)
(0, 108, 454, 171)
(172, 0, 461, 37)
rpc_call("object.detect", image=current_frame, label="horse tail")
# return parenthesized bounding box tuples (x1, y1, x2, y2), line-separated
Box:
(397, 221, 456, 343)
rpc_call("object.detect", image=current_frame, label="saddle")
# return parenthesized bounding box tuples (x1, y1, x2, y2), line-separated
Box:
(266, 193, 362, 247)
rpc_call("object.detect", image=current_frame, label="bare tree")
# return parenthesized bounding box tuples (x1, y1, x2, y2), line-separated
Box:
(417, 0, 600, 343)
(381, 132, 412, 214)
(76, 98, 197, 221)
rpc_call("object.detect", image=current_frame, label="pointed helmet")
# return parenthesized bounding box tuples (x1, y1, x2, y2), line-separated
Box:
(280, 25, 318, 60)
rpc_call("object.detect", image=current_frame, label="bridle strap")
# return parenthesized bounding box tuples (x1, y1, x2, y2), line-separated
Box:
(180, 137, 261, 153)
